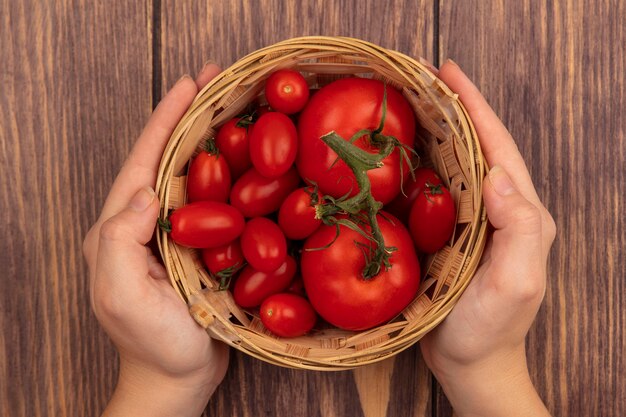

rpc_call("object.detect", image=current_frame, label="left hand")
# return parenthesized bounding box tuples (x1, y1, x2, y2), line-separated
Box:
(83, 63, 228, 417)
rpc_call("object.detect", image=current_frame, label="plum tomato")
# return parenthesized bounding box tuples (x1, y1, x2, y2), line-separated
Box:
(186, 149, 231, 203)
(229, 166, 301, 217)
(201, 239, 244, 276)
(277, 187, 322, 240)
(232, 256, 297, 308)
(214, 117, 253, 179)
(264, 69, 310, 114)
(297, 77, 416, 205)
(301, 212, 420, 331)
(408, 183, 456, 254)
(166, 201, 244, 248)
(240, 217, 287, 272)
(260, 293, 317, 338)
(384, 167, 442, 223)
(249, 112, 298, 178)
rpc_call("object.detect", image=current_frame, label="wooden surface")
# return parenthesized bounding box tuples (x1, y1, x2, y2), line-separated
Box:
(1, 1, 624, 416)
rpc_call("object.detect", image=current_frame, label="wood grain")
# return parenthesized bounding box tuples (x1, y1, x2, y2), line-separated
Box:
(0, 0, 153, 415)
(2, 0, 625, 416)
(159, 1, 435, 416)
(439, 0, 626, 415)
(159, 0, 436, 91)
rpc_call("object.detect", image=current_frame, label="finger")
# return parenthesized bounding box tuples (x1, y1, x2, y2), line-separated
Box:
(437, 60, 541, 206)
(482, 165, 546, 302)
(146, 246, 168, 281)
(95, 187, 160, 300)
(195, 61, 221, 90)
(99, 76, 199, 220)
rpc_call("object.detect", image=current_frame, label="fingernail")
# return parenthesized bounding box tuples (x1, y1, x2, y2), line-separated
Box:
(488, 165, 517, 196)
(129, 187, 156, 211)
(200, 59, 218, 71)
(445, 58, 459, 67)
(175, 74, 192, 85)
(196, 60, 220, 80)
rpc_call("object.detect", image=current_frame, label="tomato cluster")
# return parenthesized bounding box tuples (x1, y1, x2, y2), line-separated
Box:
(161, 69, 457, 337)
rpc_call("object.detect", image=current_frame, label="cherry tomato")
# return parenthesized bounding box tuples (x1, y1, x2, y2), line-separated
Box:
(240, 217, 287, 272)
(301, 212, 420, 331)
(233, 256, 297, 308)
(201, 239, 244, 275)
(277, 187, 322, 240)
(214, 117, 252, 179)
(384, 167, 442, 223)
(186, 150, 231, 203)
(297, 77, 416, 205)
(264, 69, 310, 114)
(229, 167, 301, 217)
(408, 183, 456, 254)
(260, 293, 317, 338)
(167, 201, 244, 248)
(249, 112, 298, 178)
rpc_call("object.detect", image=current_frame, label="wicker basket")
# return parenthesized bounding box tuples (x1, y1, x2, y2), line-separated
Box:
(155, 36, 488, 370)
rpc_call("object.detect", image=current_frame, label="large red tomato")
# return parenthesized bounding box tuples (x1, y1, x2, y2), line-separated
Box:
(297, 77, 416, 205)
(301, 212, 420, 331)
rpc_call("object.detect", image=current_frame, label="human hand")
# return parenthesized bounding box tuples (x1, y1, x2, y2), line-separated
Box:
(420, 61, 556, 416)
(82, 63, 228, 417)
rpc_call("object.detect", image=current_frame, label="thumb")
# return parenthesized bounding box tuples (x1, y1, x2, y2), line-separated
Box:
(95, 187, 160, 291)
(99, 186, 159, 245)
(482, 165, 546, 302)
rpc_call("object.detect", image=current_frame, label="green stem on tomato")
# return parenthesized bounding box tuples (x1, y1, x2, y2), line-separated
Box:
(157, 217, 172, 233)
(319, 131, 397, 280)
(200, 138, 219, 155)
(215, 262, 246, 291)
(312, 84, 418, 279)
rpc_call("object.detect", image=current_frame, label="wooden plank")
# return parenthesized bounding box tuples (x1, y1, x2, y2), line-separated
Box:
(159, 0, 436, 91)
(159, 1, 435, 416)
(438, 0, 626, 416)
(0, 1, 153, 416)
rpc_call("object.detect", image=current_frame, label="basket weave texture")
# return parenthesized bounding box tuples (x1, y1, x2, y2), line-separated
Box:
(156, 36, 488, 370)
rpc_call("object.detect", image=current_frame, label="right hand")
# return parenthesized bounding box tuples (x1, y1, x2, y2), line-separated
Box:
(420, 60, 556, 416)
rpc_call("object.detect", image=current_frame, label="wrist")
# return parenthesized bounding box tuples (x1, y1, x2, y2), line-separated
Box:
(432, 346, 550, 417)
(102, 357, 219, 417)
